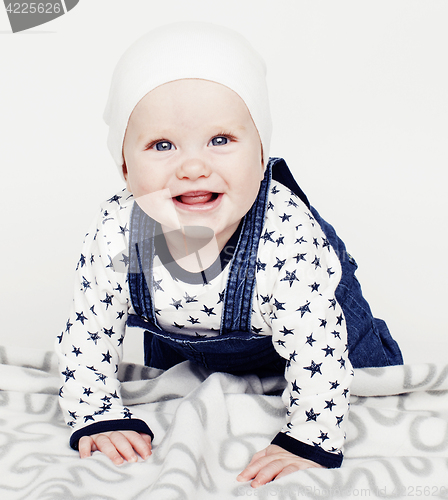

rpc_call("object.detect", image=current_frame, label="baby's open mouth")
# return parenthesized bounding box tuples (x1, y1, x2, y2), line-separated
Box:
(175, 192, 219, 205)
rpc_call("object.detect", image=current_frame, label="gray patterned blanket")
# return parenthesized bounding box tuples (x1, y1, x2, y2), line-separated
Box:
(1, 345, 448, 499)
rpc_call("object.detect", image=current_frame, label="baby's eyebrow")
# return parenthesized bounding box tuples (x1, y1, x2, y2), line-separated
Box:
(210, 124, 247, 133)
(137, 130, 169, 143)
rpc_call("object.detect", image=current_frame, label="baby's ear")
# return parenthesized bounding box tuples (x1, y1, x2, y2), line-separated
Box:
(122, 162, 132, 193)
(122, 162, 128, 180)
(261, 146, 265, 175)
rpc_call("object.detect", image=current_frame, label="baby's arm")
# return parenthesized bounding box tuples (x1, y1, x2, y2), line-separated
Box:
(55, 194, 154, 460)
(239, 191, 352, 486)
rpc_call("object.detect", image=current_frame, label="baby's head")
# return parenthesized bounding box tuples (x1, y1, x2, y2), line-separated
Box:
(104, 22, 272, 247)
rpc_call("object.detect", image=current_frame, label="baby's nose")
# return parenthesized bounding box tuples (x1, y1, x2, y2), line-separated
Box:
(176, 157, 211, 180)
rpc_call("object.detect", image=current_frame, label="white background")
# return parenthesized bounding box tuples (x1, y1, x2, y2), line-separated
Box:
(0, 0, 447, 364)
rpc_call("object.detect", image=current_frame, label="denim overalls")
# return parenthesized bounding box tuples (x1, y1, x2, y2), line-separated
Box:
(126, 157, 403, 372)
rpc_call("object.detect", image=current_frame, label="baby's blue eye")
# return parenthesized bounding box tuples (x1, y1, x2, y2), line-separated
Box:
(154, 141, 173, 151)
(210, 136, 229, 147)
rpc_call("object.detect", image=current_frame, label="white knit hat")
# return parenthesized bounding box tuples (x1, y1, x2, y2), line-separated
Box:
(103, 22, 272, 177)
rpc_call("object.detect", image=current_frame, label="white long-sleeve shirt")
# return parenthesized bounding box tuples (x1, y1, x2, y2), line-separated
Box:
(56, 179, 352, 466)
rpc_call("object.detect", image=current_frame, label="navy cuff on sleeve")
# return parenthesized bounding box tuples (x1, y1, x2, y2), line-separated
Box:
(70, 419, 154, 450)
(271, 432, 343, 469)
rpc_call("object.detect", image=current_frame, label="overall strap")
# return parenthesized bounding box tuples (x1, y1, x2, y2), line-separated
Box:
(128, 203, 158, 325)
(219, 156, 309, 334)
(219, 160, 273, 334)
(270, 157, 310, 209)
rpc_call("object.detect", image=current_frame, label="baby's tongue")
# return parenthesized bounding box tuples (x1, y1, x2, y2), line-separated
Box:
(179, 192, 214, 205)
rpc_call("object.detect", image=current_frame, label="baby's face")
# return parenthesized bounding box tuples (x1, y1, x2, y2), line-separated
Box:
(122, 79, 263, 249)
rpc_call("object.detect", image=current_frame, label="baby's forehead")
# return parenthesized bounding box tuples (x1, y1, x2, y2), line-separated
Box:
(130, 79, 256, 131)
(136, 79, 249, 108)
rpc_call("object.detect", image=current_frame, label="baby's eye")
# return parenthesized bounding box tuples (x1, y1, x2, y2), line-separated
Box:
(209, 136, 229, 147)
(153, 141, 174, 151)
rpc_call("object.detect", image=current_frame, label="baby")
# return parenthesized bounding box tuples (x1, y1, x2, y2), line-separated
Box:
(56, 22, 403, 488)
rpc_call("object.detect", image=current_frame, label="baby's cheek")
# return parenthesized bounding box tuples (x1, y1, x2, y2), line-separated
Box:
(241, 177, 262, 208)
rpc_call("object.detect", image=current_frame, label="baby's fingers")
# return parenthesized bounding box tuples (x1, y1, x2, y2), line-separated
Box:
(78, 435, 95, 459)
(238, 456, 285, 487)
(140, 433, 153, 447)
(93, 433, 126, 465)
(122, 431, 152, 460)
(237, 454, 272, 482)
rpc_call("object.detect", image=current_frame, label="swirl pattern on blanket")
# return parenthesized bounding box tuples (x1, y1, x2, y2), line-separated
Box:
(1, 346, 448, 499)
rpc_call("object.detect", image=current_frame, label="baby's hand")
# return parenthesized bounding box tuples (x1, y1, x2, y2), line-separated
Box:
(78, 430, 152, 465)
(236, 444, 323, 488)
